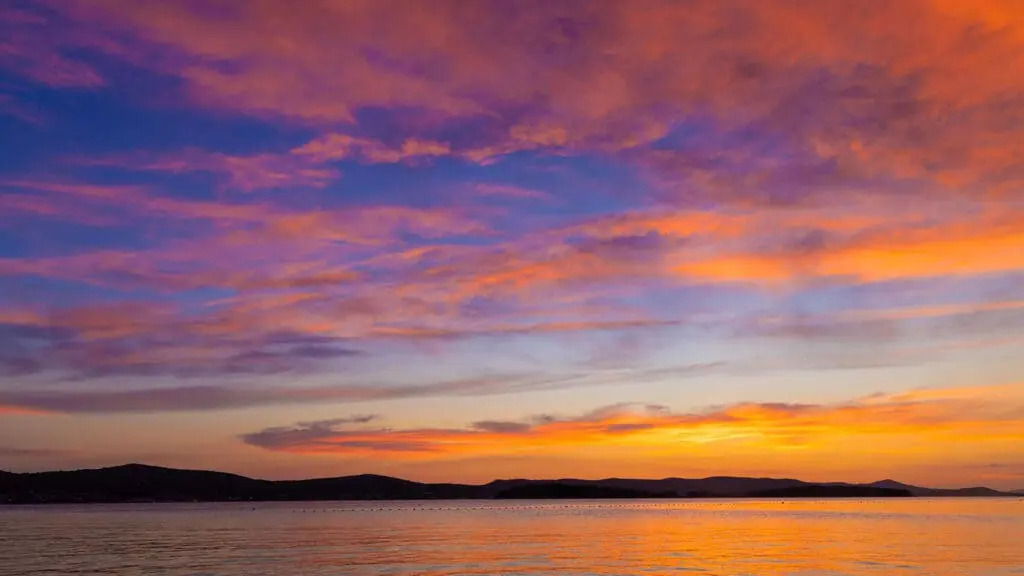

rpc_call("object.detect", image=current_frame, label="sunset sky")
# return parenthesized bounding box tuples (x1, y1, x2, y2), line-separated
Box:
(1, 0, 1023, 489)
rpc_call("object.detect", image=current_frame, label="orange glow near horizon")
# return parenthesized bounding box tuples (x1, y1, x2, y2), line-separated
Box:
(240, 384, 1024, 475)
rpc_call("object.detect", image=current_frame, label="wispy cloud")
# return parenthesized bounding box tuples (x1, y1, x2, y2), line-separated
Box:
(0, 5, 105, 88)
(75, 132, 459, 192)
(242, 383, 1024, 458)
(0, 446, 70, 457)
(0, 94, 46, 125)
(1, 174, 1021, 383)
(0, 363, 719, 413)
(471, 183, 552, 201)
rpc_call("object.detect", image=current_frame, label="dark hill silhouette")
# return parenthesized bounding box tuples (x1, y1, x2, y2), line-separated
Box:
(0, 465, 477, 503)
(495, 482, 677, 499)
(746, 485, 912, 498)
(480, 475, 809, 498)
(0, 464, 1017, 504)
(867, 479, 1010, 497)
(0, 463, 271, 503)
(867, 479, 917, 490)
(270, 474, 474, 500)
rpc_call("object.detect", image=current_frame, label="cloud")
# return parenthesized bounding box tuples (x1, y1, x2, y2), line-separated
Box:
(78, 133, 457, 192)
(291, 133, 452, 164)
(470, 420, 532, 434)
(739, 298, 1024, 348)
(2, 175, 1020, 384)
(700, 212, 1024, 284)
(242, 415, 386, 453)
(973, 462, 1024, 481)
(0, 406, 52, 416)
(0, 290, 693, 381)
(387, 201, 1024, 309)
(0, 380, 530, 414)
(0, 180, 484, 241)
(241, 383, 1024, 458)
(0, 307, 370, 380)
(0, 446, 70, 457)
(0, 94, 46, 125)
(0, 362, 719, 414)
(0, 5, 105, 88)
(472, 183, 551, 201)
(0, 179, 488, 293)
(14, 0, 1019, 204)
(2, 1, 1024, 400)
(95, 149, 342, 193)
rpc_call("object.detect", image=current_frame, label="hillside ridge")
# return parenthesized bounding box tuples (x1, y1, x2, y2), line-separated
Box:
(1, 463, 1018, 504)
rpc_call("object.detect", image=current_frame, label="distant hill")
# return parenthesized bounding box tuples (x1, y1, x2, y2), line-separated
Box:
(0, 464, 478, 503)
(481, 476, 813, 498)
(0, 463, 266, 503)
(495, 482, 677, 499)
(746, 485, 912, 498)
(0, 464, 1017, 504)
(866, 479, 1011, 497)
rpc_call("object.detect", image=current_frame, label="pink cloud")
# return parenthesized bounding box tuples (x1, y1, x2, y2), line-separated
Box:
(80, 133, 456, 192)
(0, 94, 46, 125)
(19, 0, 1016, 200)
(0, 5, 105, 88)
(472, 183, 552, 201)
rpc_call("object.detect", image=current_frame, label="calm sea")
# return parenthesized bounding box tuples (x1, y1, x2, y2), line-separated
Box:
(1, 498, 1022, 575)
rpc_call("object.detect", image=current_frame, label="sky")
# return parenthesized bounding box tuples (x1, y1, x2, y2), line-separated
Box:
(1, 0, 1023, 489)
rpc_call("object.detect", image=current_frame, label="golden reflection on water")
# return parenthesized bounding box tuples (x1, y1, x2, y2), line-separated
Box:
(1, 499, 1022, 575)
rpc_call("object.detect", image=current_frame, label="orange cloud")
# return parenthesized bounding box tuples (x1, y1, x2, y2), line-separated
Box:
(673, 211, 1024, 284)
(385, 202, 1024, 302)
(0, 405, 52, 417)
(524, 201, 1024, 286)
(243, 383, 1024, 459)
(292, 134, 452, 164)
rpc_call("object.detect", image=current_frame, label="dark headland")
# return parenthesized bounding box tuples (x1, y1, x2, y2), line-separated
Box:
(0, 464, 1017, 504)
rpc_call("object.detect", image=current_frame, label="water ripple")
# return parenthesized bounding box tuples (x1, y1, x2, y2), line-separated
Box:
(0, 499, 1021, 575)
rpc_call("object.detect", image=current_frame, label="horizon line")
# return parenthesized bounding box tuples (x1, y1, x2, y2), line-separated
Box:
(4, 461, 1018, 493)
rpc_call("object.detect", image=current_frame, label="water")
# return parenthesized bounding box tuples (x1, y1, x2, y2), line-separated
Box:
(1, 499, 1022, 575)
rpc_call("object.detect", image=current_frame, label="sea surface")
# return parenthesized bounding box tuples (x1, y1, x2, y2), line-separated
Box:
(1, 498, 1022, 575)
